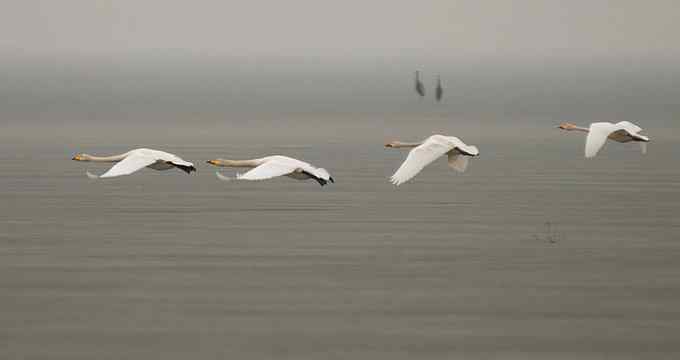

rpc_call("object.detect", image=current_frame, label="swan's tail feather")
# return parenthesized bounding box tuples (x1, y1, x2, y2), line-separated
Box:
(390, 176, 403, 186)
(86, 171, 100, 179)
(215, 171, 236, 181)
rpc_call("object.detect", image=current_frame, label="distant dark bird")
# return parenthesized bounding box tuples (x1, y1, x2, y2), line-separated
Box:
(414, 70, 425, 97)
(435, 75, 443, 102)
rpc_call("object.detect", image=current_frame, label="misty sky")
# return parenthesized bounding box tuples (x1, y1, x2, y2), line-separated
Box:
(1, 0, 678, 63)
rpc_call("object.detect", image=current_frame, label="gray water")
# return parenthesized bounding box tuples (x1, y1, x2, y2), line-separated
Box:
(1, 63, 680, 359)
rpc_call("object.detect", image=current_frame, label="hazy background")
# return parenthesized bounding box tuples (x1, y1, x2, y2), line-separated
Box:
(1, 0, 679, 60)
(1, 1, 680, 359)
(1, 0, 680, 134)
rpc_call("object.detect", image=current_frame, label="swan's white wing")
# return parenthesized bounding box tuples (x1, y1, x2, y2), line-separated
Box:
(146, 149, 195, 171)
(299, 165, 332, 181)
(312, 168, 332, 181)
(98, 154, 157, 178)
(615, 121, 649, 142)
(444, 135, 478, 172)
(443, 136, 479, 156)
(585, 122, 615, 158)
(237, 160, 297, 181)
(390, 137, 453, 186)
(447, 153, 469, 172)
(164, 156, 194, 168)
(615, 121, 642, 134)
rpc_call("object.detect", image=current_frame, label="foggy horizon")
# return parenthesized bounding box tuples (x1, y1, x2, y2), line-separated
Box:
(1, 1, 679, 64)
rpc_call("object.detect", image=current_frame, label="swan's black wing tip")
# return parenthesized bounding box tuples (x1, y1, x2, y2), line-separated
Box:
(175, 164, 197, 174)
(302, 170, 330, 186)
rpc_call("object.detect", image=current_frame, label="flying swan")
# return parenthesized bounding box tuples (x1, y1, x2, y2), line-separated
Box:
(557, 121, 650, 158)
(72, 148, 196, 178)
(206, 155, 334, 186)
(385, 134, 479, 186)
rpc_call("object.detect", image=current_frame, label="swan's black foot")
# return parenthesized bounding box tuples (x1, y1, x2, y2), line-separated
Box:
(314, 177, 328, 186)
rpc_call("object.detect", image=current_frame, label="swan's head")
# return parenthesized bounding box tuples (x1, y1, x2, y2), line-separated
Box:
(72, 153, 93, 161)
(207, 159, 234, 167)
(385, 141, 420, 149)
(557, 122, 578, 130)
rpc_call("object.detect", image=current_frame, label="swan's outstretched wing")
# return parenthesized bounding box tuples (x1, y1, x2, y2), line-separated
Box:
(301, 166, 333, 182)
(98, 154, 157, 178)
(585, 122, 615, 158)
(616, 121, 649, 142)
(446, 136, 477, 172)
(237, 160, 297, 181)
(164, 156, 195, 169)
(445, 136, 479, 157)
(149, 150, 196, 174)
(616, 121, 642, 134)
(447, 153, 469, 172)
(315, 168, 333, 182)
(390, 137, 453, 186)
(299, 166, 334, 186)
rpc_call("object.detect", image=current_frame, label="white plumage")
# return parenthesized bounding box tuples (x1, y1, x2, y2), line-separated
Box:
(585, 121, 649, 158)
(558, 121, 650, 158)
(72, 148, 196, 178)
(386, 134, 479, 186)
(208, 155, 334, 186)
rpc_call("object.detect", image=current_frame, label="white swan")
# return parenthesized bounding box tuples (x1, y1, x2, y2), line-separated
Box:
(206, 155, 334, 186)
(385, 134, 479, 186)
(557, 121, 650, 158)
(72, 148, 196, 178)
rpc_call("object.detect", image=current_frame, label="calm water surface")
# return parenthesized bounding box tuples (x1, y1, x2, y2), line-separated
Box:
(1, 116, 679, 359)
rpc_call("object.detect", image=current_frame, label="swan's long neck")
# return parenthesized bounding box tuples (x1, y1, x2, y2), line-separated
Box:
(392, 141, 422, 149)
(85, 153, 129, 162)
(559, 123, 590, 133)
(212, 159, 261, 168)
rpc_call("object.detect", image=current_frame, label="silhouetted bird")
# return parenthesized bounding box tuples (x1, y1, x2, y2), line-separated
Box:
(414, 70, 425, 97)
(435, 75, 443, 102)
